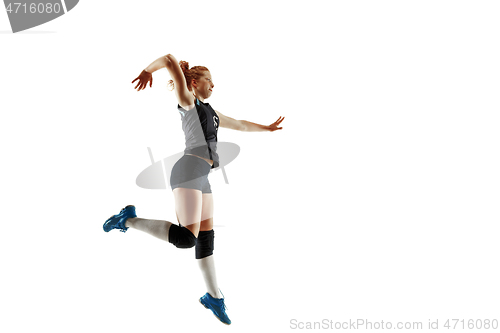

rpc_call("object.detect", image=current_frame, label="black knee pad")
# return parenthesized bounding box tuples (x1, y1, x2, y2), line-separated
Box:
(196, 229, 214, 259)
(168, 224, 197, 248)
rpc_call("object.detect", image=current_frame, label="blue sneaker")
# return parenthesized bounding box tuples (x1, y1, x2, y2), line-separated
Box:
(199, 292, 231, 325)
(103, 205, 136, 233)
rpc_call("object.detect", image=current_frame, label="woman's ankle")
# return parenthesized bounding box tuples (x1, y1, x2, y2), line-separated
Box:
(125, 217, 137, 228)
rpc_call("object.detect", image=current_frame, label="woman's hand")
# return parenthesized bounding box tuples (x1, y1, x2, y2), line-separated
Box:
(266, 116, 285, 131)
(132, 70, 153, 91)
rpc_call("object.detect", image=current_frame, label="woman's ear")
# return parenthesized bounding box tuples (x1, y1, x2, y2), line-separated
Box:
(191, 78, 197, 89)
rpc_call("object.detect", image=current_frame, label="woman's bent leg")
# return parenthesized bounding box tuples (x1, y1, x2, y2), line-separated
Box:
(122, 187, 202, 243)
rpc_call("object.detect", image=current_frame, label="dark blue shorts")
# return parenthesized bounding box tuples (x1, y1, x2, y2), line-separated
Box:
(170, 154, 212, 193)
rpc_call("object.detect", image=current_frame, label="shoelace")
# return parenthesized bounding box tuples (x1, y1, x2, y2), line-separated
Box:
(118, 207, 130, 232)
(217, 289, 228, 311)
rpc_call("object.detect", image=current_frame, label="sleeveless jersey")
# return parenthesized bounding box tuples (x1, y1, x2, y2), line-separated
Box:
(177, 98, 220, 169)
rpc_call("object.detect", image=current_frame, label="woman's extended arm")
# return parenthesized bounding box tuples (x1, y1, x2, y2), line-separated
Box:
(241, 117, 284, 132)
(215, 110, 284, 132)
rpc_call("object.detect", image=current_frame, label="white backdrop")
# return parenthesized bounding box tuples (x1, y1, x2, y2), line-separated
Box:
(1, 1, 499, 332)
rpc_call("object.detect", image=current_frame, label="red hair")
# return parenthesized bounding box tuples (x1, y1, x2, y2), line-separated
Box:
(168, 60, 209, 91)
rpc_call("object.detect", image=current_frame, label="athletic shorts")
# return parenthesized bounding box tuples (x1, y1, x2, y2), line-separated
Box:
(170, 154, 212, 193)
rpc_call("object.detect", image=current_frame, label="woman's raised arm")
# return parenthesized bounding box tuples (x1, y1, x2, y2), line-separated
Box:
(164, 54, 193, 108)
(132, 54, 193, 108)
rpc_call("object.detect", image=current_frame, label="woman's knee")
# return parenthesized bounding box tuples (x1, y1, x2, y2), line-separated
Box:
(195, 229, 214, 259)
(168, 224, 197, 248)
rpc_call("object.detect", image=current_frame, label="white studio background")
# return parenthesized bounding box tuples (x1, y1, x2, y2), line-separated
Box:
(1, 1, 499, 332)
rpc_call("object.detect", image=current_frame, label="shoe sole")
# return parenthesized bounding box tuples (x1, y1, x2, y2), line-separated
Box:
(199, 299, 231, 325)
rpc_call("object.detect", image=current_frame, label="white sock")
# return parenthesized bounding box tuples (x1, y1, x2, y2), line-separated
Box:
(197, 255, 223, 299)
(125, 217, 172, 242)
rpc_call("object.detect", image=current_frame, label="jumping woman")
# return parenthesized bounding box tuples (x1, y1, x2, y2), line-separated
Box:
(103, 54, 284, 325)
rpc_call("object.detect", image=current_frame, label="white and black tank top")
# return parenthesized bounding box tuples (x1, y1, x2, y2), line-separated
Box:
(177, 98, 220, 169)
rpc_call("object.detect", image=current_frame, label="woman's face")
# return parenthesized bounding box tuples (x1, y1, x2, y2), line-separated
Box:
(193, 71, 214, 100)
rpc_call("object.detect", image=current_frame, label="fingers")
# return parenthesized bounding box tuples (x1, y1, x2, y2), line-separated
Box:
(270, 116, 284, 131)
(132, 71, 153, 91)
(132, 79, 151, 91)
(272, 117, 284, 126)
(132, 74, 143, 90)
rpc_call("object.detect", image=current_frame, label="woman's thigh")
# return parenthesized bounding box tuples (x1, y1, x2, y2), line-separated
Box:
(173, 187, 203, 237)
(200, 193, 214, 231)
